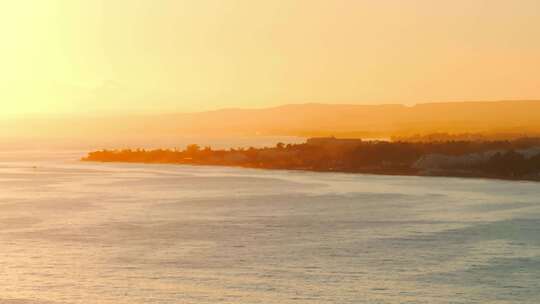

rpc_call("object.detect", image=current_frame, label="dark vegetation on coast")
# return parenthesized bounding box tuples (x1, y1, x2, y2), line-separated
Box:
(83, 137, 540, 181)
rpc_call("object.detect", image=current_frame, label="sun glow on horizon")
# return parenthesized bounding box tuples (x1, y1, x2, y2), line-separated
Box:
(1, 0, 540, 117)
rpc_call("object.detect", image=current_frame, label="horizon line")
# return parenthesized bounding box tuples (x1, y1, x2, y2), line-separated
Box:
(3, 98, 540, 120)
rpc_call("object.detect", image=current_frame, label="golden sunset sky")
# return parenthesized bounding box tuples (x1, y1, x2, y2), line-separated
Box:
(2, 0, 540, 117)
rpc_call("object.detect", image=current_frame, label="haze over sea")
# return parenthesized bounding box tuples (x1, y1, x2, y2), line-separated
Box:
(1, 149, 540, 304)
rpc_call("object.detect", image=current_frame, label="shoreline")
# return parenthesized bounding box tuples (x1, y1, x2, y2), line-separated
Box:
(81, 137, 540, 183)
(82, 159, 540, 183)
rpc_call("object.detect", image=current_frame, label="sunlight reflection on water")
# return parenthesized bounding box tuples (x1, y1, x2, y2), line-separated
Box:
(0, 151, 539, 303)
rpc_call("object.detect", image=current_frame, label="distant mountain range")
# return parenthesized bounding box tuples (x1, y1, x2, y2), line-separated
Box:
(3, 100, 540, 147)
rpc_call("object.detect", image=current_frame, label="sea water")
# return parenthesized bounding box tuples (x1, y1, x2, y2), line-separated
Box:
(0, 151, 539, 303)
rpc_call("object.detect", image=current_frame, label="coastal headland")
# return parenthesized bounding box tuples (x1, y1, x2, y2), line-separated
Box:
(83, 137, 540, 181)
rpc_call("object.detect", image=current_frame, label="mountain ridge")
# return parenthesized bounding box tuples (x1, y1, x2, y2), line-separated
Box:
(3, 100, 540, 145)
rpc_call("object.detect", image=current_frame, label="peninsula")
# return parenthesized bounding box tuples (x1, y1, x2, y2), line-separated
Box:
(83, 137, 540, 181)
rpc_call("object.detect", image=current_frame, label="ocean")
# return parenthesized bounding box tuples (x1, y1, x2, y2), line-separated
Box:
(0, 150, 539, 303)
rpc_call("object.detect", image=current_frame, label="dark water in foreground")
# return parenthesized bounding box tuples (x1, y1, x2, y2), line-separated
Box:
(0, 151, 539, 303)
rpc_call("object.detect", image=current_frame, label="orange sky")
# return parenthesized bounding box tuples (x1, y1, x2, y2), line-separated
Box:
(2, 0, 540, 117)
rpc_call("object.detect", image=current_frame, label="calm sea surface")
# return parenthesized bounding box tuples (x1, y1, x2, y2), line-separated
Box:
(0, 151, 539, 303)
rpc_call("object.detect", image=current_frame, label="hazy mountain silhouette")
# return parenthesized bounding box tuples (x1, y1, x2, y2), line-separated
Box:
(3, 100, 540, 147)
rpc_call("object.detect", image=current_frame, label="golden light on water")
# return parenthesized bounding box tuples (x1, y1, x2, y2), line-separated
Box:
(1, 2, 540, 302)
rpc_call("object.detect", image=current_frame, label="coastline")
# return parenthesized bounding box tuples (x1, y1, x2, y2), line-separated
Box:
(81, 159, 540, 183)
(81, 137, 540, 183)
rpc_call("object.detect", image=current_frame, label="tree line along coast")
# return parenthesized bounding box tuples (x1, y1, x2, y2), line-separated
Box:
(82, 137, 540, 181)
